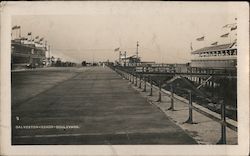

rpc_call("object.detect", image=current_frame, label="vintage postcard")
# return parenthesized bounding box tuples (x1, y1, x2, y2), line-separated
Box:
(0, 1, 249, 156)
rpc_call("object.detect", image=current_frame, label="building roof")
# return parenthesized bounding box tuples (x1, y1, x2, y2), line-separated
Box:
(191, 42, 237, 54)
(121, 55, 137, 60)
(12, 39, 46, 50)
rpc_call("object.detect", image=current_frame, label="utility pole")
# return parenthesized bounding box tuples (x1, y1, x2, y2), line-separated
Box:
(136, 41, 139, 59)
(124, 51, 127, 66)
(119, 51, 121, 64)
(48, 45, 51, 65)
(136, 41, 139, 66)
(19, 27, 21, 39)
(92, 51, 95, 65)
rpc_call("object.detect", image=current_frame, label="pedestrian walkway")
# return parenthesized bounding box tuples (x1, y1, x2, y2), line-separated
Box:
(12, 67, 197, 145)
(128, 74, 237, 145)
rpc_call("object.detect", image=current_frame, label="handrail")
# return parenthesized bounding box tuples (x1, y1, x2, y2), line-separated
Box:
(110, 65, 237, 144)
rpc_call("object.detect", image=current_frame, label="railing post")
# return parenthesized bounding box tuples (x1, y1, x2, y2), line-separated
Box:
(156, 80, 162, 102)
(184, 90, 194, 124)
(142, 76, 146, 92)
(168, 84, 175, 111)
(217, 101, 227, 144)
(149, 76, 153, 96)
(132, 74, 134, 84)
(135, 74, 137, 86)
(139, 75, 142, 88)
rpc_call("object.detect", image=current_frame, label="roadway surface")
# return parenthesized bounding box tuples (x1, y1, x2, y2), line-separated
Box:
(11, 66, 197, 145)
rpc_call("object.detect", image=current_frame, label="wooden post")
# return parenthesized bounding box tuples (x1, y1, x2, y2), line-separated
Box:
(149, 76, 153, 96)
(135, 74, 137, 86)
(139, 75, 142, 88)
(156, 80, 162, 102)
(217, 79, 227, 144)
(142, 76, 147, 92)
(168, 84, 175, 111)
(190, 67, 193, 82)
(217, 100, 227, 144)
(184, 90, 194, 124)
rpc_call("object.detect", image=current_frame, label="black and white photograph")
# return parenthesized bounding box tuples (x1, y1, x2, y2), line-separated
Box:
(0, 1, 249, 156)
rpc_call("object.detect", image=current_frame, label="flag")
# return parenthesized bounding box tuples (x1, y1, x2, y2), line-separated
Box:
(27, 32, 32, 35)
(220, 33, 229, 38)
(211, 42, 218, 46)
(12, 25, 17, 30)
(231, 26, 237, 31)
(196, 36, 205, 41)
(190, 42, 193, 51)
(114, 47, 120, 52)
(222, 24, 228, 28)
(222, 23, 236, 29)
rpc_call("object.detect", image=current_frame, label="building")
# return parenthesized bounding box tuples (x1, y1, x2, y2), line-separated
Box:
(121, 55, 141, 67)
(190, 42, 237, 69)
(187, 42, 237, 90)
(11, 39, 46, 69)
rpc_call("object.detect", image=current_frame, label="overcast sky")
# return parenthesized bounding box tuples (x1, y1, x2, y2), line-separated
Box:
(12, 2, 237, 63)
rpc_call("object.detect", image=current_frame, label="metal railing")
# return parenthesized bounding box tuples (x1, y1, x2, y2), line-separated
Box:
(110, 65, 237, 144)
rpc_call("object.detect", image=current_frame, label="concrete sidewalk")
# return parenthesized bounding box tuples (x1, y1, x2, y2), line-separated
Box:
(12, 67, 197, 145)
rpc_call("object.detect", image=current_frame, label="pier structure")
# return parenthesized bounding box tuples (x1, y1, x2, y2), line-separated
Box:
(103, 38, 238, 145)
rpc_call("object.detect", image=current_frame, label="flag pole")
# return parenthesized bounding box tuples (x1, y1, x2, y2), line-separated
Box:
(19, 26, 21, 38)
(119, 51, 121, 64)
(136, 41, 139, 59)
(13, 28, 15, 39)
(48, 45, 51, 65)
(124, 51, 127, 66)
(230, 33, 231, 44)
(190, 42, 193, 52)
(15, 28, 16, 39)
(16, 27, 18, 39)
(203, 34, 206, 48)
(11, 29, 13, 40)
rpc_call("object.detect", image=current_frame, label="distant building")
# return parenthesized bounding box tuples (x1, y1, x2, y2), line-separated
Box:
(121, 55, 141, 66)
(190, 42, 237, 69)
(11, 39, 46, 69)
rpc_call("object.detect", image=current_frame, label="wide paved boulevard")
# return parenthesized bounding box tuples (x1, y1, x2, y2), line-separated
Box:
(11, 66, 196, 145)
